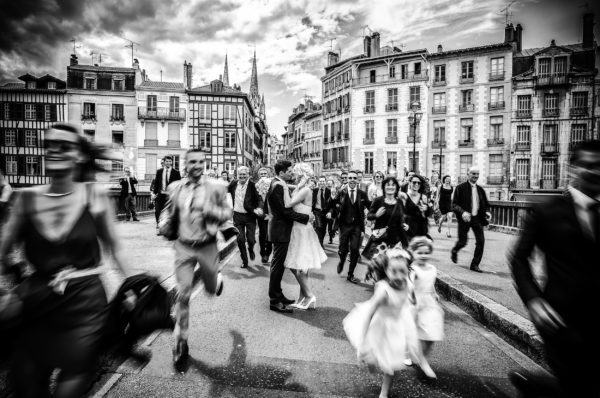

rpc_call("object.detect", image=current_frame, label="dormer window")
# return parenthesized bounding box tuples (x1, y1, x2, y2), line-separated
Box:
(26, 81, 36, 89)
(112, 74, 124, 91)
(47, 81, 56, 89)
(538, 58, 551, 76)
(554, 57, 567, 74)
(84, 72, 96, 90)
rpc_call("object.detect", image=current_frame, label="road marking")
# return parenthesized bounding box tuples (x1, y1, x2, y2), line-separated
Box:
(91, 373, 123, 398)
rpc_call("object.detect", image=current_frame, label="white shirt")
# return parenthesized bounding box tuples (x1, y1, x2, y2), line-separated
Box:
(162, 168, 171, 194)
(315, 187, 323, 210)
(568, 186, 599, 241)
(470, 182, 479, 216)
(349, 188, 356, 204)
(234, 180, 249, 213)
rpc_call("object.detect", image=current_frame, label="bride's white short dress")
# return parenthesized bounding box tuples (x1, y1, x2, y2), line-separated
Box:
(285, 202, 327, 272)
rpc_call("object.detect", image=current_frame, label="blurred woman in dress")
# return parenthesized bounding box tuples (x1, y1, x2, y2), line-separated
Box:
(367, 171, 385, 201)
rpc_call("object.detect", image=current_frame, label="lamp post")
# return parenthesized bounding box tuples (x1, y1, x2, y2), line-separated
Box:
(408, 101, 423, 173)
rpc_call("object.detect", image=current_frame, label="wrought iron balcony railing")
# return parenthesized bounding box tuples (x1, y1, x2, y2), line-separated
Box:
(385, 136, 398, 144)
(459, 104, 474, 112)
(138, 107, 186, 121)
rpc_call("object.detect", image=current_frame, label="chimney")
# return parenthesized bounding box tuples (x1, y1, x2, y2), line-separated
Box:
(363, 35, 372, 57)
(183, 61, 188, 89)
(70, 54, 78, 66)
(327, 51, 340, 66)
(371, 32, 380, 57)
(583, 13, 594, 48)
(437, 44, 443, 53)
(504, 23, 514, 43)
(515, 24, 523, 52)
(183, 61, 192, 90)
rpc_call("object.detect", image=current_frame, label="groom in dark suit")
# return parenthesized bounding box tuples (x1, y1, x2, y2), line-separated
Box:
(312, 176, 331, 247)
(265, 160, 314, 313)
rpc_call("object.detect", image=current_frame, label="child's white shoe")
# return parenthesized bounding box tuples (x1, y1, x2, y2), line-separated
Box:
(403, 358, 412, 366)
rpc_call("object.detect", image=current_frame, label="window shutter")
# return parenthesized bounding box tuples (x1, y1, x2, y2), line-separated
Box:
(17, 155, 26, 175)
(0, 102, 3, 120)
(36, 104, 44, 120)
(50, 105, 57, 121)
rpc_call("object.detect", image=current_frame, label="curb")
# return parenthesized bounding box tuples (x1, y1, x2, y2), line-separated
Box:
(435, 270, 548, 370)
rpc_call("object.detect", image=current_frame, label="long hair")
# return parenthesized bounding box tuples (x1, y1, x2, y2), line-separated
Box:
(368, 247, 412, 282)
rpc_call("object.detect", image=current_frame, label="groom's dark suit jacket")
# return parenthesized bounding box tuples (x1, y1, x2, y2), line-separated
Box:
(264, 178, 310, 243)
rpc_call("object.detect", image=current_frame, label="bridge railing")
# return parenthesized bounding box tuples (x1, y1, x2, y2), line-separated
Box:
(488, 200, 534, 233)
(107, 191, 154, 219)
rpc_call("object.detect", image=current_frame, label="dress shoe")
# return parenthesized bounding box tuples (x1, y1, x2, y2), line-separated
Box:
(280, 296, 295, 305)
(270, 302, 293, 313)
(470, 265, 483, 273)
(172, 339, 189, 370)
(215, 272, 224, 296)
(290, 296, 316, 310)
(249, 249, 255, 261)
(337, 261, 344, 274)
(347, 276, 359, 284)
(451, 250, 457, 264)
(132, 218, 140, 222)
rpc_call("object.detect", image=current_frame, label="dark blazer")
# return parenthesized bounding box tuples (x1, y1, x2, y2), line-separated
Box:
(312, 186, 331, 212)
(119, 176, 137, 197)
(367, 196, 405, 230)
(228, 180, 263, 216)
(510, 193, 597, 333)
(265, 179, 310, 243)
(451, 181, 490, 224)
(152, 168, 181, 195)
(326, 187, 371, 232)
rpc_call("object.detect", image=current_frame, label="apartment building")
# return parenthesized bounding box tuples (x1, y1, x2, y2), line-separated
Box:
(286, 99, 323, 174)
(509, 13, 598, 198)
(0, 74, 67, 187)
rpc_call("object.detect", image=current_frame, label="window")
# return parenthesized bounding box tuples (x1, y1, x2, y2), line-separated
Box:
(169, 96, 180, 113)
(387, 152, 397, 170)
(44, 105, 51, 121)
(83, 102, 95, 117)
(517, 95, 531, 111)
(224, 105, 236, 123)
(461, 61, 474, 79)
(489, 154, 503, 177)
(5, 130, 16, 146)
(323, 124, 328, 141)
(571, 124, 586, 144)
(365, 91, 375, 108)
(517, 126, 530, 144)
(344, 118, 349, 138)
(401, 64, 408, 79)
(6, 155, 17, 175)
(433, 93, 445, 110)
(543, 124, 558, 144)
(460, 118, 473, 141)
(364, 152, 374, 174)
(365, 120, 374, 140)
(145, 122, 157, 140)
(461, 90, 473, 105)
(3, 103, 9, 120)
(47, 81, 56, 90)
(434, 65, 446, 82)
(389, 65, 396, 78)
(26, 81, 36, 89)
(113, 79, 124, 91)
(111, 161, 123, 173)
(490, 116, 503, 139)
(111, 104, 124, 121)
(409, 86, 420, 105)
(516, 159, 530, 185)
(168, 122, 179, 142)
(146, 154, 157, 176)
(225, 130, 236, 149)
(199, 104, 210, 122)
(408, 151, 420, 173)
(459, 155, 473, 178)
(25, 104, 36, 120)
(387, 88, 398, 106)
(147, 95, 157, 112)
(571, 92, 588, 109)
(112, 131, 124, 148)
(490, 57, 504, 75)
(432, 154, 445, 175)
(369, 70, 376, 83)
(433, 120, 445, 142)
(545, 93, 559, 110)
(541, 159, 557, 182)
(26, 156, 40, 176)
(538, 58, 551, 76)
(84, 129, 95, 142)
(554, 57, 567, 74)
(85, 78, 95, 89)
(414, 62, 421, 75)
(387, 119, 397, 137)
(25, 130, 37, 147)
(490, 87, 504, 104)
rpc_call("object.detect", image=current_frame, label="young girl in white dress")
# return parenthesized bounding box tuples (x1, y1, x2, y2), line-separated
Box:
(343, 248, 435, 398)
(409, 236, 444, 368)
(277, 163, 327, 310)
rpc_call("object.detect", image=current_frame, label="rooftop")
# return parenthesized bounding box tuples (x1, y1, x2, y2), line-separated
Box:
(68, 64, 135, 73)
(429, 42, 513, 58)
(515, 42, 588, 57)
(137, 80, 185, 90)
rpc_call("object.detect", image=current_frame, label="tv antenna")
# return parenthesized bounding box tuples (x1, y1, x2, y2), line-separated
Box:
(389, 40, 406, 50)
(498, 0, 517, 25)
(121, 37, 141, 66)
(302, 91, 314, 103)
(70, 37, 81, 56)
(327, 37, 336, 51)
(361, 25, 373, 37)
(89, 51, 107, 65)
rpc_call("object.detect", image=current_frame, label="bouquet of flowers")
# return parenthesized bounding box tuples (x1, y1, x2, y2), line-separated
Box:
(256, 177, 272, 200)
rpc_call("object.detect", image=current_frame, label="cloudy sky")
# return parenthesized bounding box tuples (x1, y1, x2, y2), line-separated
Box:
(0, 0, 597, 137)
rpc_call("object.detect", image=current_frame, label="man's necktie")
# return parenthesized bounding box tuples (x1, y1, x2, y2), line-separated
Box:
(350, 190, 355, 204)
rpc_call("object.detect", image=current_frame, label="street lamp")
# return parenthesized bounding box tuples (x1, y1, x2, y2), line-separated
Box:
(408, 101, 423, 173)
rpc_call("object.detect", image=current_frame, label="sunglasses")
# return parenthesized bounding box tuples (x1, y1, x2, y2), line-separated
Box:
(411, 181, 421, 184)
(347, 177, 358, 180)
(44, 140, 79, 152)
(375, 175, 383, 179)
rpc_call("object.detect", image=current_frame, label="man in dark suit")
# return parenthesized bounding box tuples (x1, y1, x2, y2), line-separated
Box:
(325, 178, 337, 244)
(119, 167, 139, 221)
(152, 155, 181, 230)
(450, 167, 490, 273)
(326, 170, 371, 283)
(312, 176, 331, 247)
(508, 141, 600, 397)
(228, 166, 263, 268)
(257, 167, 272, 263)
(265, 160, 314, 313)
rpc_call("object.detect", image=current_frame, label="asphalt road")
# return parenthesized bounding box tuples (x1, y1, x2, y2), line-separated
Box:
(86, 221, 546, 398)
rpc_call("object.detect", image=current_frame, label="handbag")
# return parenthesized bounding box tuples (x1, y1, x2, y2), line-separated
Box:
(158, 183, 183, 241)
(361, 201, 398, 260)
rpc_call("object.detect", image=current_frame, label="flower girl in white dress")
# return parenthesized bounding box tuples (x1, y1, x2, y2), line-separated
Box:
(275, 163, 327, 310)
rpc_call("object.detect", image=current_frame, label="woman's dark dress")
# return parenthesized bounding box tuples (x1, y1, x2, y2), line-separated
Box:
(16, 188, 107, 372)
(367, 197, 408, 248)
(405, 193, 430, 240)
(438, 186, 453, 214)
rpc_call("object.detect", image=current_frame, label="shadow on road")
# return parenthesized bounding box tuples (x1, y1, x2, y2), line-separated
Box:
(283, 306, 349, 340)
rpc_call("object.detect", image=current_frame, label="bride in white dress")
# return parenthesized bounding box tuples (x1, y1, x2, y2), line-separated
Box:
(276, 163, 327, 310)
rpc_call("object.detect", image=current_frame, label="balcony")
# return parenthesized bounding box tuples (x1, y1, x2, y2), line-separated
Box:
(570, 107, 588, 117)
(166, 140, 181, 148)
(488, 101, 505, 111)
(407, 103, 421, 111)
(144, 139, 159, 147)
(569, 140, 586, 151)
(458, 139, 474, 147)
(432, 79, 446, 87)
(363, 106, 375, 114)
(407, 135, 421, 144)
(336, 108, 342, 115)
(363, 137, 375, 145)
(535, 74, 568, 88)
(540, 178, 558, 189)
(542, 108, 559, 117)
(459, 104, 475, 112)
(515, 109, 532, 118)
(81, 113, 96, 122)
(224, 146, 236, 153)
(198, 146, 211, 152)
(343, 134, 350, 141)
(385, 104, 398, 112)
(138, 107, 186, 121)
(431, 106, 447, 114)
(110, 115, 125, 123)
(489, 71, 505, 81)
(514, 142, 531, 151)
(487, 176, 504, 185)
(431, 140, 446, 149)
(514, 179, 530, 189)
(323, 136, 328, 143)
(385, 136, 398, 144)
(459, 76, 474, 84)
(540, 143, 559, 154)
(487, 137, 505, 146)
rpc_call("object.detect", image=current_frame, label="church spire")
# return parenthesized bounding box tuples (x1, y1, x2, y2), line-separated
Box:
(223, 53, 229, 87)
(260, 93, 266, 120)
(249, 50, 259, 98)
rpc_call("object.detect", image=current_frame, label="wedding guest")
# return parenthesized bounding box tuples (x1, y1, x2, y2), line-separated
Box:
(312, 176, 331, 246)
(152, 156, 181, 230)
(256, 171, 273, 263)
(367, 177, 409, 249)
(119, 167, 139, 222)
(325, 178, 337, 244)
(436, 175, 454, 238)
(368, 171, 385, 201)
(403, 174, 432, 241)
(220, 170, 230, 183)
(0, 169, 13, 225)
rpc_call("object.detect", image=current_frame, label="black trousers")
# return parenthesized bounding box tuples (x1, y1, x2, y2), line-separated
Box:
(453, 217, 485, 267)
(338, 224, 362, 278)
(233, 212, 256, 265)
(313, 209, 327, 246)
(257, 217, 272, 258)
(269, 242, 289, 304)
(154, 193, 167, 224)
(121, 194, 137, 219)
(327, 218, 336, 240)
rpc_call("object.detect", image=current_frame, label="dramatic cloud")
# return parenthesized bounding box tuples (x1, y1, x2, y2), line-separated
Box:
(0, 0, 591, 137)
